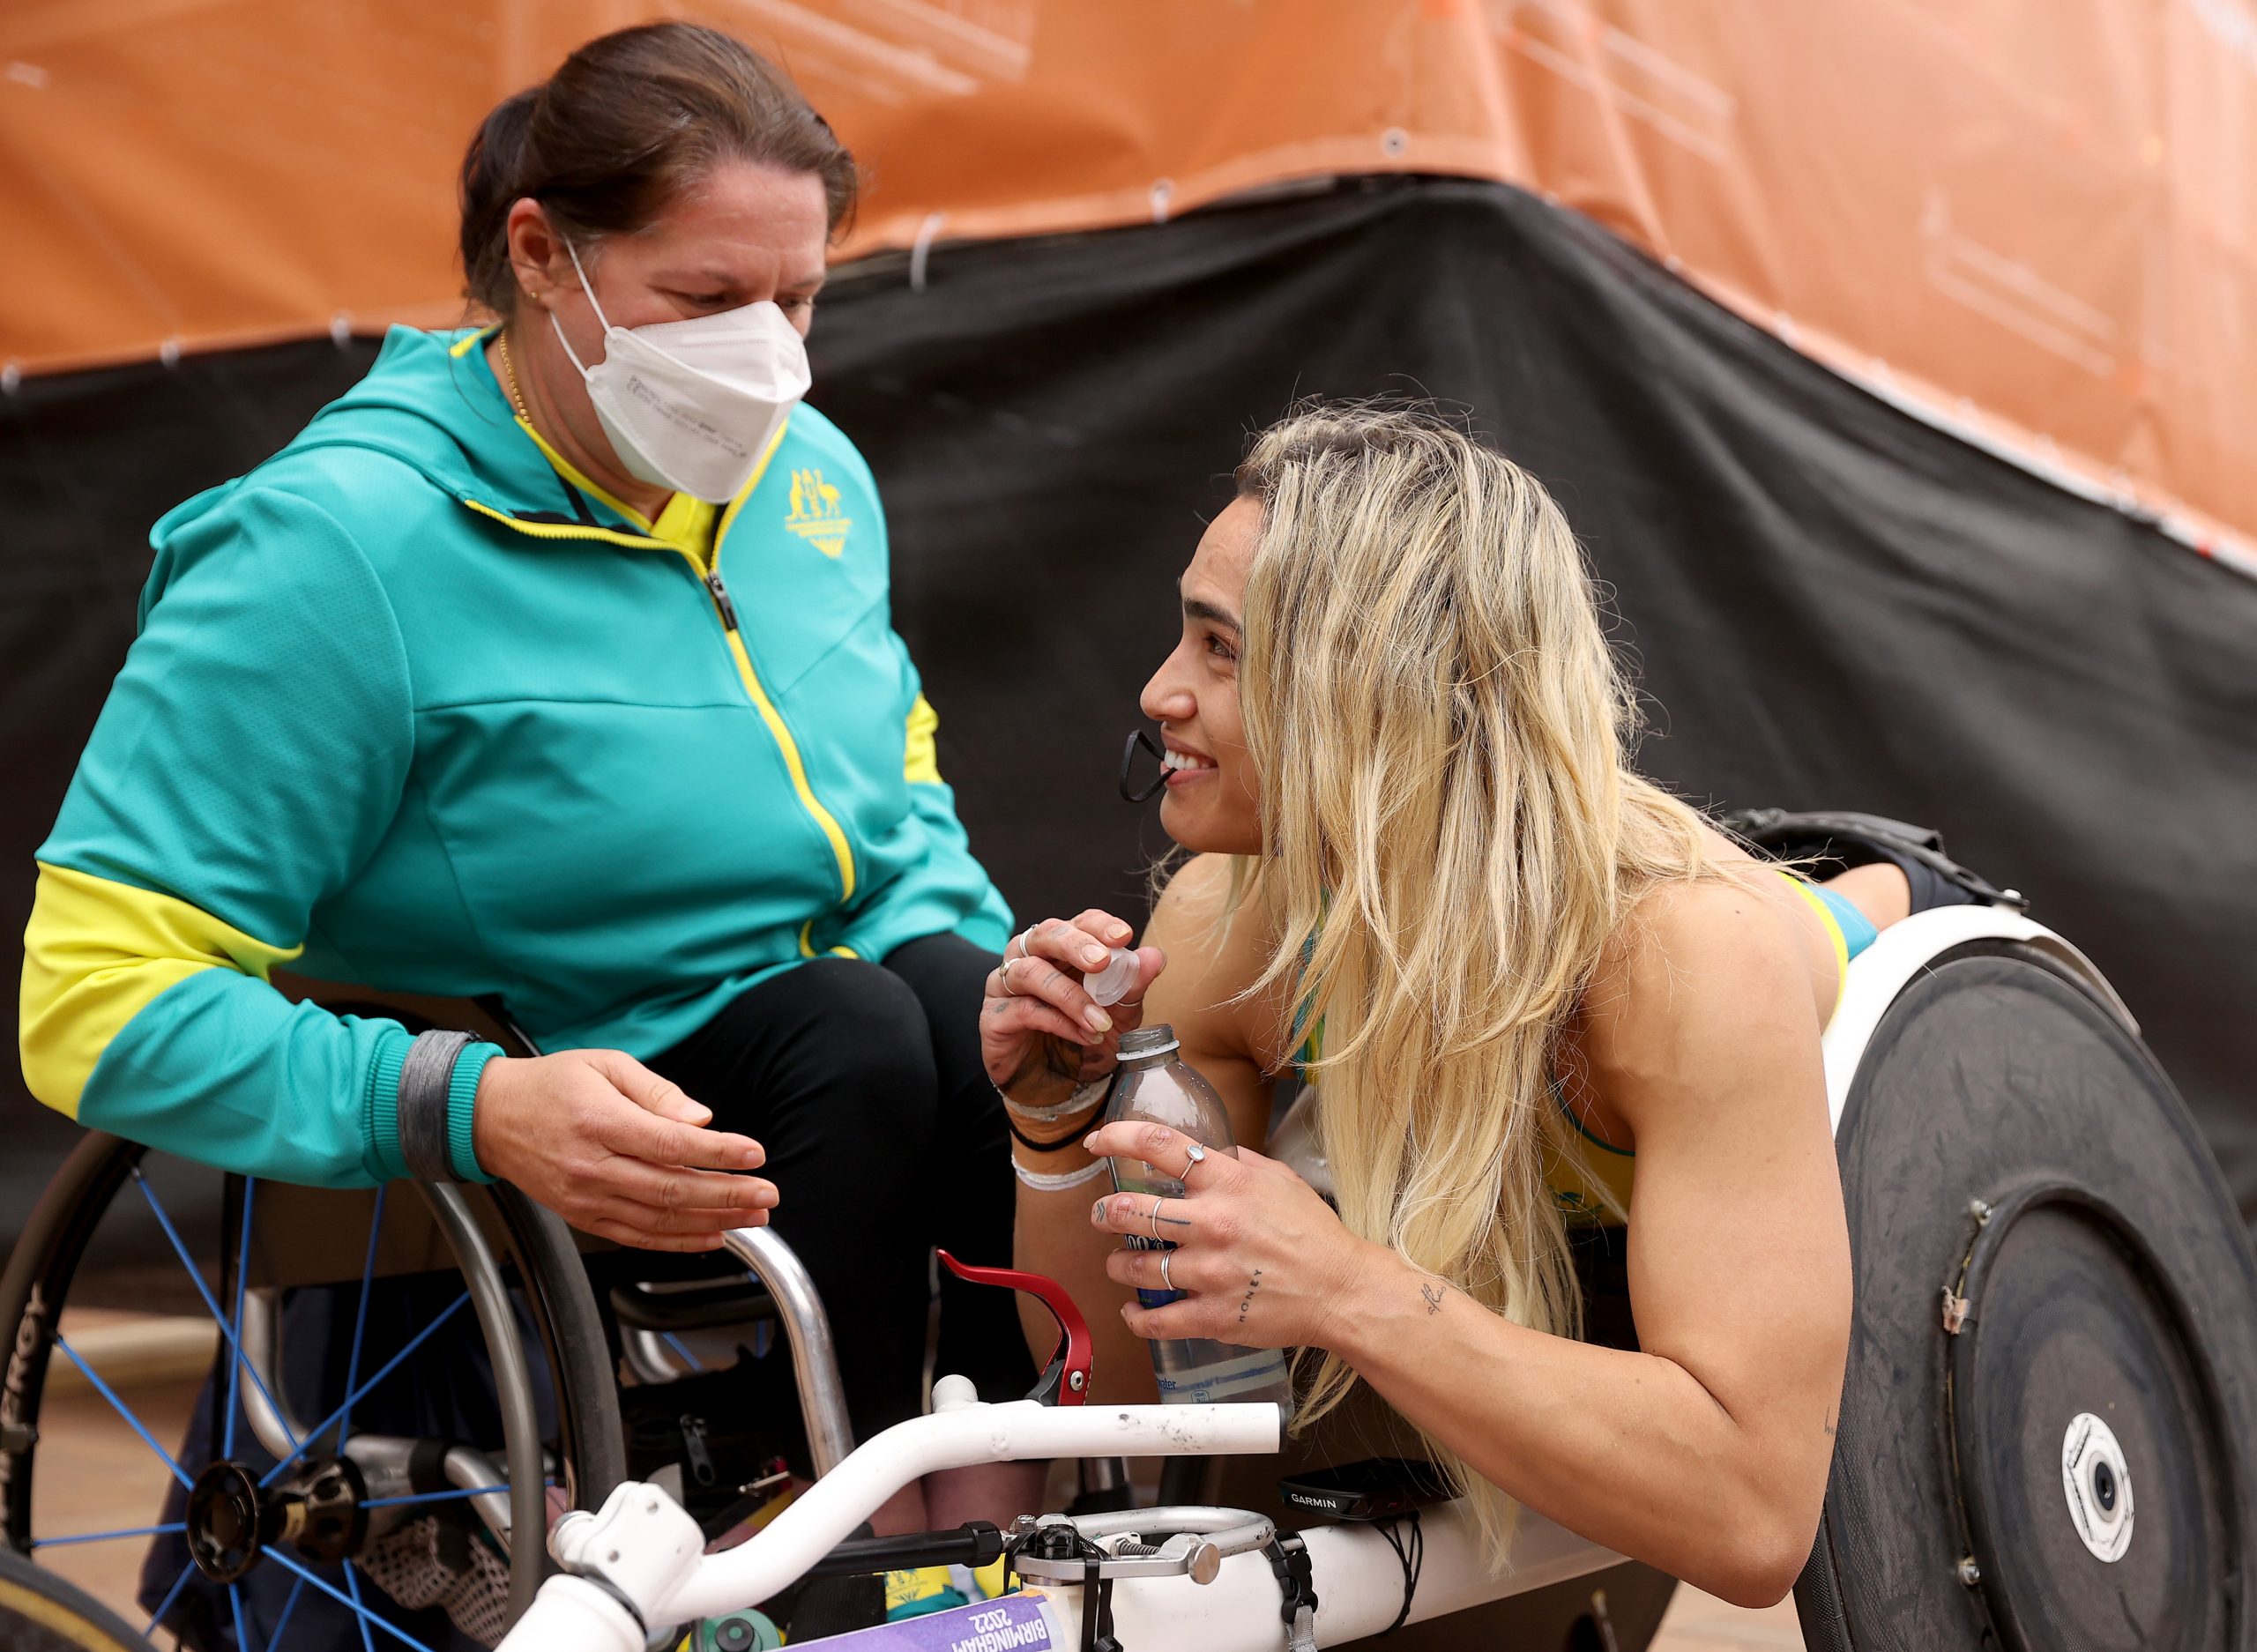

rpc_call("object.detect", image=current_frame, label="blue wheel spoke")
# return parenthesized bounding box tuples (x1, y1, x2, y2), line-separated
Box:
(359, 1484, 510, 1511)
(51, 1336, 192, 1490)
(259, 1291, 471, 1487)
(260, 1552, 437, 1652)
(268, 1573, 307, 1649)
(132, 1168, 301, 1455)
(335, 1184, 388, 1454)
(143, 1559, 197, 1640)
(230, 1581, 253, 1652)
(662, 1330, 707, 1373)
(223, 1176, 257, 1460)
(32, 1520, 188, 1549)
(341, 1560, 379, 1652)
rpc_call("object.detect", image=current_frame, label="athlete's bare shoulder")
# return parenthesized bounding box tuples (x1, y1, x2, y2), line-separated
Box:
(1579, 863, 1819, 1087)
(1142, 854, 1290, 1068)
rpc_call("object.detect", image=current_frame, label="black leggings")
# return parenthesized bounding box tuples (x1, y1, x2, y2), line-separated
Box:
(646, 933, 1034, 1447)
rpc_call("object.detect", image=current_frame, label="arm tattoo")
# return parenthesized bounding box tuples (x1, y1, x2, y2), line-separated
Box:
(1419, 1284, 1446, 1315)
(1237, 1269, 1263, 1324)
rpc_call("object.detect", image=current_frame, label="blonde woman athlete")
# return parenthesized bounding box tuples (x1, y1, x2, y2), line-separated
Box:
(979, 406, 1920, 1609)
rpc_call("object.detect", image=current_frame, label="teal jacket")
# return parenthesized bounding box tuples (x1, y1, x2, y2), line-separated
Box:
(21, 326, 1011, 1186)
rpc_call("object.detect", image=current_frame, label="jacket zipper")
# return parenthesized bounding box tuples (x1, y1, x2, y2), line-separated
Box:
(704, 569, 741, 631)
(689, 555, 859, 908)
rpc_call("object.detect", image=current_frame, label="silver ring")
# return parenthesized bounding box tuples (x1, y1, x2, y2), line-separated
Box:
(998, 956, 1018, 997)
(1015, 924, 1041, 958)
(1149, 1196, 1166, 1239)
(1158, 1251, 1176, 1292)
(1181, 1141, 1208, 1171)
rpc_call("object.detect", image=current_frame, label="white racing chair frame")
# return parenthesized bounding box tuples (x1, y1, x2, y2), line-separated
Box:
(503, 903, 2132, 1652)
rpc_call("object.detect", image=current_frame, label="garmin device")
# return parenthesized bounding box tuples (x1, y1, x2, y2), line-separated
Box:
(1275, 1458, 1452, 1522)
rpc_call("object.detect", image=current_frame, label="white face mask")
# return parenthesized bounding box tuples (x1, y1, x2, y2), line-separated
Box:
(549, 236, 812, 504)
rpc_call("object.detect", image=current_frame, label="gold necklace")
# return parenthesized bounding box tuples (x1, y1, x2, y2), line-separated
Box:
(495, 328, 533, 425)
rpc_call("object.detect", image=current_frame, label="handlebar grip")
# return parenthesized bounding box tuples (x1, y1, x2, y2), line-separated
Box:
(496, 1574, 645, 1652)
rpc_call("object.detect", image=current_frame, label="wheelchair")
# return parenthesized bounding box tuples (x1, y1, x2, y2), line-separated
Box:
(0, 979, 859, 1650)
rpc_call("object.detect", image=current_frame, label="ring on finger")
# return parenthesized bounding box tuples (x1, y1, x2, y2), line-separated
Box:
(1015, 924, 1041, 959)
(1159, 1250, 1176, 1292)
(1181, 1141, 1207, 1172)
(1149, 1195, 1166, 1239)
(998, 957, 1019, 997)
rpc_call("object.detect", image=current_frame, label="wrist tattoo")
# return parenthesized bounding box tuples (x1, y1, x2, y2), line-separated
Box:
(1419, 1283, 1446, 1315)
(1237, 1268, 1263, 1324)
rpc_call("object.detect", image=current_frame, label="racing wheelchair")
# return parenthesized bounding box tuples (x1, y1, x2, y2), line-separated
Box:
(8, 827, 2257, 1652)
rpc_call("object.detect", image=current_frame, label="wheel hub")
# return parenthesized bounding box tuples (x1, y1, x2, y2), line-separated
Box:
(185, 1456, 366, 1582)
(185, 1462, 264, 1582)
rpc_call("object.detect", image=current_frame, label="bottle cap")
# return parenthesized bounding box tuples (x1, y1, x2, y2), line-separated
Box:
(1084, 948, 1140, 1008)
(1117, 1024, 1179, 1059)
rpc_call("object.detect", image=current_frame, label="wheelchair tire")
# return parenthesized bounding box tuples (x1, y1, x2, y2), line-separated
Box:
(1798, 941, 2257, 1652)
(0, 1132, 626, 1644)
(0, 1545, 147, 1651)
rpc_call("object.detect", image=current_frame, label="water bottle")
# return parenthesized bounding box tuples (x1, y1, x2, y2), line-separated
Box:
(1105, 1024, 1295, 1418)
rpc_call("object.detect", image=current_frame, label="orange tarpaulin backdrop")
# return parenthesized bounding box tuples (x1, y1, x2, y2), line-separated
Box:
(3, 0, 2253, 569)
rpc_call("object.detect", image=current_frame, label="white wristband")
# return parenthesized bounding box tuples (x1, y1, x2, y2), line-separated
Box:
(1000, 1077, 1109, 1124)
(1012, 1156, 1111, 1193)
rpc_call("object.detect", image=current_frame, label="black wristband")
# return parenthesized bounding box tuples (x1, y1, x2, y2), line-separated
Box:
(399, 1030, 476, 1182)
(1007, 1112, 1094, 1155)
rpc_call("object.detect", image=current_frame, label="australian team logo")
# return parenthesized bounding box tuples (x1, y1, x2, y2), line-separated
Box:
(785, 467, 852, 559)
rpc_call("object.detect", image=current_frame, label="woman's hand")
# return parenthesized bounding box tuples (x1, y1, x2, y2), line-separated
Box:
(473, 1049, 776, 1252)
(1085, 1120, 1382, 1351)
(981, 912, 1166, 1117)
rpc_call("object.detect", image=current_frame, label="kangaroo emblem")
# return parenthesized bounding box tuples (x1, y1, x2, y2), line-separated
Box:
(785, 466, 852, 559)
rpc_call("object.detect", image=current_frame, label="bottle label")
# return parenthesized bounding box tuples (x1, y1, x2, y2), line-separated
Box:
(1125, 1234, 1181, 1309)
(1153, 1346, 1293, 1403)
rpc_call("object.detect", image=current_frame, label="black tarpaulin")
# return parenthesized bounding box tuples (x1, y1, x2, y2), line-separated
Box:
(5, 176, 2254, 1235)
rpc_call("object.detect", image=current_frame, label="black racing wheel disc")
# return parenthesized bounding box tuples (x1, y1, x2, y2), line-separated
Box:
(1798, 942, 2257, 1652)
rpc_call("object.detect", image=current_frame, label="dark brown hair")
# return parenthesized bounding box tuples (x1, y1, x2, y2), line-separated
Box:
(458, 22, 858, 317)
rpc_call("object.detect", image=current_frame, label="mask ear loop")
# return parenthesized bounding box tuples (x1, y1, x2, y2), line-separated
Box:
(547, 234, 610, 377)
(1119, 729, 1168, 803)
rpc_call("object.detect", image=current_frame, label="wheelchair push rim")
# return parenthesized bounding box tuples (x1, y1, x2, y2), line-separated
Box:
(0, 1134, 625, 1648)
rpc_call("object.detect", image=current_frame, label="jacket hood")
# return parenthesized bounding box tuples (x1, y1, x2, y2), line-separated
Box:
(279, 325, 613, 524)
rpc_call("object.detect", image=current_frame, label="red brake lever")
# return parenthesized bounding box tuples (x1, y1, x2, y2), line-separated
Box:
(937, 1250, 1093, 1405)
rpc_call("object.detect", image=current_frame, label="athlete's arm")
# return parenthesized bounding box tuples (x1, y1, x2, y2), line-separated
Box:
(992, 853, 1277, 1399)
(1089, 875, 1851, 1604)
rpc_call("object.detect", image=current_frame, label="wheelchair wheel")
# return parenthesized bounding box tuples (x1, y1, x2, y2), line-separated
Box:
(0, 1132, 626, 1648)
(1799, 939, 2257, 1652)
(0, 1544, 147, 1651)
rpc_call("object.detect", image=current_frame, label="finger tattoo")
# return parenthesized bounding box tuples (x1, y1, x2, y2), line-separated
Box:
(1237, 1268, 1263, 1324)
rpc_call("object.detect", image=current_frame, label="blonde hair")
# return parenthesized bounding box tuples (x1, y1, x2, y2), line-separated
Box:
(1228, 403, 1713, 1558)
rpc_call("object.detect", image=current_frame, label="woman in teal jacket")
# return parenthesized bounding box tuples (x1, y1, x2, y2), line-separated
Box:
(20, 23, 1048, 1535)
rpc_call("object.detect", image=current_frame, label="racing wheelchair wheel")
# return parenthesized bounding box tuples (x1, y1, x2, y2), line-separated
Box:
(0, 1129, 626, 1648)
(0, 1542, 151, 1651)
(1799, 933, 2257, 1652)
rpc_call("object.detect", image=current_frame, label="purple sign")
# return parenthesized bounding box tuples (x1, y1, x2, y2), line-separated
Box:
(806, 1595, 1054, 1652)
